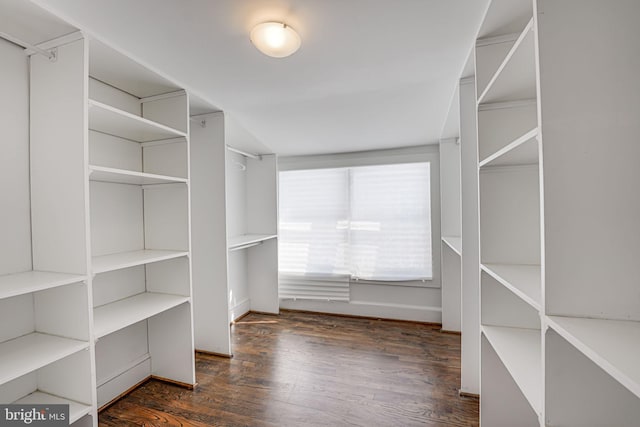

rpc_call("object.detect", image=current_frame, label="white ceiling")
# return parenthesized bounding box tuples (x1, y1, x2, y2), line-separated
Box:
(31, 0, 488, 156)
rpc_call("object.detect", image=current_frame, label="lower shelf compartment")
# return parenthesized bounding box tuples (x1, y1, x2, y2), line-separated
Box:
(93, 292, 190, 338)
(546, 315, 640, 399)
(0, 333, 89, 386)
(14, 391, 92, 424)
(482, 325, 541, 414)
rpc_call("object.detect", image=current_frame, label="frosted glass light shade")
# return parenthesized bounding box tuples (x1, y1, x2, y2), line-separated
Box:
(250, 22, 301, 58)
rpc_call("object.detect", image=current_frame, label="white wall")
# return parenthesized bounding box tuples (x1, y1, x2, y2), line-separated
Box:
(278, 145, 442, 323)
(0, 39, 31, 276)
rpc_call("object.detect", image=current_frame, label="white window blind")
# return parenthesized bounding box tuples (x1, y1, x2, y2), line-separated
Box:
(279, 162, 432, 289)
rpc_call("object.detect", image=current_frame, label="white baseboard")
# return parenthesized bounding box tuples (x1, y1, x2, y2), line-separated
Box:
(229, 298, 251, 322)
(279, 299, 442, 323)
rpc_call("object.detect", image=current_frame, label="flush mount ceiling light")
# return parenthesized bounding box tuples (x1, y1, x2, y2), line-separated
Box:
(250, 22, 301, 58)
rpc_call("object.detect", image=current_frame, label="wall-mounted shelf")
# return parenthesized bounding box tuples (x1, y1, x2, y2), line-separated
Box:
(442, 236, 462, 256)
(14, 392, 92, 424)
(89, 165, 187, 186)
(479, 128, 538, 168)
(0, 333, 88, 386)
(481, 263, 541, 310)
(547, 316, 640, 399)
(482, 325, 541, 414)
(0, 271, 86, 300)
(92, 250, 188, 274)
(93, 292, 190, 338)
(228, 234, 277, 251)
(478, 18, 536, 105)
(88, 99, 186, 142)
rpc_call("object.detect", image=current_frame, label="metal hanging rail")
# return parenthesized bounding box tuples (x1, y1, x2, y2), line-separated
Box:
(226, 145, 262, 160)
(0, 31, 57, 60)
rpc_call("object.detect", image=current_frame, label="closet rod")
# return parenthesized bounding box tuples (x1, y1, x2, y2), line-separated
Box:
(0, 31, 56, 60)
(226, 145, 262, 160)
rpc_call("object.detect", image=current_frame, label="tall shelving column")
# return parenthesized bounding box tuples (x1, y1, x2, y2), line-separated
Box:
(475, 0, 542, 425)
(86, 39, 196, 408)
(0, 13, 96, 425)
(537, 1, 640, 426)
(475, 0, 640, 425)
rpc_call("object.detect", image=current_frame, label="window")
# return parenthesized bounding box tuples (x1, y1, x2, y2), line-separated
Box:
(279, 162, 432, 283)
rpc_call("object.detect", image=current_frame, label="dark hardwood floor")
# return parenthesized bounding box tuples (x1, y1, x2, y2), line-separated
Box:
(99, 310, 479, 426)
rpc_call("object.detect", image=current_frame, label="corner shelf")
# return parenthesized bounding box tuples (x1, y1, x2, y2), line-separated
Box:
(478, 18, 536, 105)
(442, 236, 462, 256)
(547, 316, 640, 399)
(92, 250, 189, 274)
(14, 392, 92, 424)
(0, 271, 87, 301)
(482, 325, 542, 414)
(88, 99, 187, 142)
(228, 234, 277, 251)
(93, 292, 190, 338)
(481, 263, 541, 310)
(89, 165, 187, 186)
(479, 128, 538, 168)
(0, 333, 89, 386)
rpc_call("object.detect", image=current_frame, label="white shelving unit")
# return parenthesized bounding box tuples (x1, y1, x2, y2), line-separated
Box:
(191, 112, 279, 357)
(475, 1, 640, 425)
(0, 2, 197, 423)
(0, 3, 96, 424)
(87, 42, 195, 408)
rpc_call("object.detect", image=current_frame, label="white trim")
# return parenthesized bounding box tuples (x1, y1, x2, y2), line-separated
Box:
(96, 353, 150, 387)
(279, 299, 442, 323)
(229, 298, 251, 321)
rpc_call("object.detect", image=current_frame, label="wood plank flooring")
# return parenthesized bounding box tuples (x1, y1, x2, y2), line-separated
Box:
(99, 310, 479, 426)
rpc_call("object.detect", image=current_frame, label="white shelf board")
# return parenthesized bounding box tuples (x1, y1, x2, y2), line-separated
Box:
(0, 271, 87, 301)
(0, 333, 89, 386)
(482, 325, 542, 414)
(478, 18, 536, 105)
(14, 391, 92, 424)
(88, 99, 187, 142)
(442, 236, 462, 256)
(228, 234, 277, 251)
(482, 264, 541, 311)
(92, 250, 189, 274)
(480, 128, 539, 168)
(93, 292, 190, 338)
(89, 165, 187, 186)
(547, 316, 640, 399)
